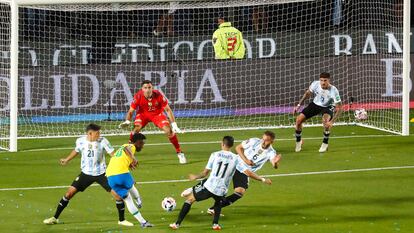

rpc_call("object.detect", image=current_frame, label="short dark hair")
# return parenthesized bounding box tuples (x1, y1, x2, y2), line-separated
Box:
(320, 72, 331, 79)
(141, 80, 153, 86)
(131, 133, 146, 143)
(264, 131, 275, 140)
(222, 136, 234, 147)
(85, 123, 101, 132)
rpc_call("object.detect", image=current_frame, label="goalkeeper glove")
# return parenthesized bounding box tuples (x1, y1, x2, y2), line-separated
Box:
(119, 120, 131, 129)
(171, 122, 182, 133)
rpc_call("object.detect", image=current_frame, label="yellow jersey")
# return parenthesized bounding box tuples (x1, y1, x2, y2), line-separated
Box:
(212, 22, 245, 59)
(106, 144, 136, 177)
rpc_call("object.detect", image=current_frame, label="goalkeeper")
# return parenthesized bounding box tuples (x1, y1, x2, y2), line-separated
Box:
(119, 80, 186, 164)
(212, 14, 245, 59)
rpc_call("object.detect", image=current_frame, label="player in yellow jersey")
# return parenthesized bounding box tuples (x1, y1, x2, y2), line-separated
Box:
(212, 14, 245, 59)
(106, 133, 154, 228)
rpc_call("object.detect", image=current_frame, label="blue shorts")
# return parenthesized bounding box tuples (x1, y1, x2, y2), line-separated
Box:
(107, 173, 135, 199)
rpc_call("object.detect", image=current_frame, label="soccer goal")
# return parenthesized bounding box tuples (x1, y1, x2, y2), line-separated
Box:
(0, 0, 411, 151)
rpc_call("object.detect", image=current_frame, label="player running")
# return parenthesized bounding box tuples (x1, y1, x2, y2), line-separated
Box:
(169, 136, 271, 230)
(119, 80, 186, 164)
(106, 133, 153, 228)
(206, 131, 281, 215)
(293, 72, 342, 152)
(43, 123, 133, 227)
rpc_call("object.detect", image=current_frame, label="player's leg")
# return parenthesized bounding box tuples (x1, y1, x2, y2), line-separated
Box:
(96, 174, 133, 226)
(319, 111, 333, 152)
(43, 186, 77, 224)
(44, 172, 92, 224)
(129, 114, 147, 142)
(296, 103, 322, 152)
(295, 113, 306, 152)
(170, 192, 196, 229)
(108, 173, 153, 228)
(153, 114, 186, 164)
(208, 171, 247, 214)
(172, 181, 214, 229)
(128, 185, 142, 208)
(211, 196, 225, 230)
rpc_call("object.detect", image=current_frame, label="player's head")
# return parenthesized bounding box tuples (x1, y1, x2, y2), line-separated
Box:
(222, 136, 234, 149)
(141, 80, 153, 96)
(319, 72, 331, 89)
(85, 123, 101, 141)
(217, 13, 225, 25)
(262, 131, 275, 149)
(131, 133, 146, 152)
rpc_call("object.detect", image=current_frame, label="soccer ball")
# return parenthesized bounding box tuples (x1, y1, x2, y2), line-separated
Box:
(354, 108, 368, 120)
(161, 197, 176, 212)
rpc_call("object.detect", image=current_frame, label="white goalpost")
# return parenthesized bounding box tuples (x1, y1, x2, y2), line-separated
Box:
(0, 0, 411, 151)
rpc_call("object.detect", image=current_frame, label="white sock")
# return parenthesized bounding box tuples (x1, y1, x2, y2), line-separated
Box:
(129, 186, 142, 206)
(124, 194, 146, 224)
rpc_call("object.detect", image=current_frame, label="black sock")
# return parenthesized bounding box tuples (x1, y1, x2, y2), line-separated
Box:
(176, 201, 192, 225)
(212, 199, 223, 225)
(295, 130, 302, 142)
(323, 131, 330, 144)
(54, 196, 69, 219)
(116, 200, 125, 221)
(221, 192, 243, 208)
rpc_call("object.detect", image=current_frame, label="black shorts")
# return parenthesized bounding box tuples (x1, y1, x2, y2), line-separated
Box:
(232, 170, 249, 189)
(71, 172, 111, 192)
(301, 102, 334, 120)
(192, 179, 223, 202)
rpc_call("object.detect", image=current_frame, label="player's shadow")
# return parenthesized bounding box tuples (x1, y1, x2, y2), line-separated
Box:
(230, 196, 414, 225)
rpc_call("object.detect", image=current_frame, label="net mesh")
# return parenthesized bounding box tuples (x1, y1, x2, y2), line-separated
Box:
(0, 0, 406, 146)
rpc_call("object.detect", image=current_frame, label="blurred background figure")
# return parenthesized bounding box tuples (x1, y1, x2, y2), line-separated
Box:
(153, 1, 178, 36)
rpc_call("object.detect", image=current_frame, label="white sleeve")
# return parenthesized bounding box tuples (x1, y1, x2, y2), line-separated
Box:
(75, 138, 82, 153)
(333, 87, 341, 104)
(205, 153, 215, 170)
(241, 138, 257, 150)
(308, 81, 318, 94)
(268, 151, 277, 164)
(102, 138, 115, 154)
(236, 156, 249, 173)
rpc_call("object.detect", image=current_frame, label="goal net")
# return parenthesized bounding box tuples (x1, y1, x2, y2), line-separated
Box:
(0, 0, 409, 150)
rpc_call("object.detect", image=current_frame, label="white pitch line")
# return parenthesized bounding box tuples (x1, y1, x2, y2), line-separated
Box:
(0, 165, 413, 192)
(2, 134, 397, 153)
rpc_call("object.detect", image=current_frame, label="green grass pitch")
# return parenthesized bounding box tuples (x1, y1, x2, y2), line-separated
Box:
(0, 124, 413, 233)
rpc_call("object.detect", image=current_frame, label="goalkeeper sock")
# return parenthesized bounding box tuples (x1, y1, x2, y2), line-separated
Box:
(323, 131, 330, 144)
(176, 201, 192, 225)
(116, 200, 126, 221)
(168, 134, 181, 153)
(295, 130, 302, 142)
(54, 196, 69, 219)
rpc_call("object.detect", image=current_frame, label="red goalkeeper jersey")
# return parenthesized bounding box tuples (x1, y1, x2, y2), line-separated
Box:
(130, 90, 168, 116)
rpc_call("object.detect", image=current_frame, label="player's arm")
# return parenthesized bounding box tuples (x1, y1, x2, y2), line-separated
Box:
(119, 107, 135, 129)
(123, 145, 138, 169)
(325, 102, 343, 129)
(234, 30, 246, 59)
(270, 154, 282, 169)
(293, 89, 312, 114)
(60, 150, 78, 165)
(243, 169, 271, 185)
(235, 143, 254, 166)
(164, 104, 182, 133)
(188, 169, 211, 181)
